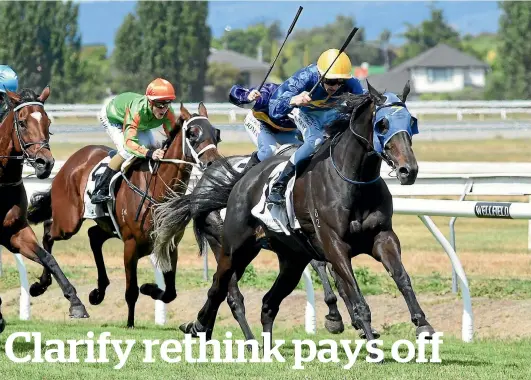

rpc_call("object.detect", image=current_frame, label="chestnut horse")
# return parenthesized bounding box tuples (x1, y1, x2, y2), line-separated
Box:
(0, 87, 88, 333)
(27, 103, 221, 327)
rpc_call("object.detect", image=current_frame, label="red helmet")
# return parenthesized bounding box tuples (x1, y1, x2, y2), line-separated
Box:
(145, 78, 176, 101)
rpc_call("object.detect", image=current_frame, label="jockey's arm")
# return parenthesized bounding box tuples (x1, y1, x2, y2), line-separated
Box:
(229, 85, 272, 110)
(124, 110, 154, 159)
(268, 67, 312, 120)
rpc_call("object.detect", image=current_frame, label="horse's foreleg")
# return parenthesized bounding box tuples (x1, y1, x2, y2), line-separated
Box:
(372, 230, 435, 338)
(88, 225, 112, 305)
(123, 239, 139, 328)
(310, 259, 344, 334)
(8, 225, 89, 319)
(30, 219, 53, 297)
(140, 247, 177, 304)
(0, 296, 5, 333)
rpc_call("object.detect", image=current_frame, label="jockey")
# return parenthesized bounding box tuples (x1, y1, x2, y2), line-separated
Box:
(0, 65, 18, 121)
(266, 49, 365, 205)
(90, 78, 178, 204)
(229, 82, 301, 171)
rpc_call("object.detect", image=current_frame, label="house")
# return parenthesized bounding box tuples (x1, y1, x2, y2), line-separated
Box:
(364, 44, 490, 99)
(207, 48, 270, 87)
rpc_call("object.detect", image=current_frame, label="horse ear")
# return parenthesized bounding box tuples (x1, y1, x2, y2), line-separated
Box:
(4, 88, 21, 106)
(400, 80, 410, 103)
(366, 79, 385, 104)
(180, 102, 192, 120)
(198, 101, 208, 118)
(38, 85, 50, 103)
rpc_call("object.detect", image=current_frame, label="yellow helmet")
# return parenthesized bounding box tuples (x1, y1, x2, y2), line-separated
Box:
(316, 49, 352, 79)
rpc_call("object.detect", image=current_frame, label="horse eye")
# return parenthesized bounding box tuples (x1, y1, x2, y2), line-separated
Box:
(377, 119, 389, 134)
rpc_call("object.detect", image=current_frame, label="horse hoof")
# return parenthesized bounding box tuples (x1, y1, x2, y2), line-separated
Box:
(89, 289, 105, 305)
(358, 328, 380, 340)
(325, 319, 345, 334)
(140, 283, 157, 296)
(179, 320, 207, 337)
(29, 283, 46, 297)
(0, 318, 5, 334)
(416, 325, 436, 339)
(69, 305, 89, 319)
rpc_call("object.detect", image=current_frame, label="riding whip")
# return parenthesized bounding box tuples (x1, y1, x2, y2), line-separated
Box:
(308, 27, 359, 96)
(257, 6, 303, 91)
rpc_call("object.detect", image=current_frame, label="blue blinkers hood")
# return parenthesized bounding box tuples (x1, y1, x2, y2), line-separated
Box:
(372, 92, 418, 153)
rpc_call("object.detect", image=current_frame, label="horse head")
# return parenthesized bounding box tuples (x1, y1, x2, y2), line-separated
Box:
(2, 86, 54, 179)
(367, 80, 418, 185)
(165, 102, 221, 170)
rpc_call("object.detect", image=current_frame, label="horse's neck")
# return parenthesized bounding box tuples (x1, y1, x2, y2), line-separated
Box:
(152, 130, 192, 198)
(333, 122, 381, 183)
(0, 112, 22, 182)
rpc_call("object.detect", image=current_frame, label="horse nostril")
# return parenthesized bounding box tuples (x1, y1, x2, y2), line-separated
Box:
(35, 158, 46, 168)
(398, 166, 410, 177)
(206, 162, 213, 167)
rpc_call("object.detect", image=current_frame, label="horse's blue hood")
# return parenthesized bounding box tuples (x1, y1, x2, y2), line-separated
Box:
(373, 92, 418, 153)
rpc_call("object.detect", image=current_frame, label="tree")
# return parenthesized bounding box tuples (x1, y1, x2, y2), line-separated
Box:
(486, 2, 531, 100)
(396, 6, 460, 65)
(0, 1, 84, 103)
(206, 62, 240, 101)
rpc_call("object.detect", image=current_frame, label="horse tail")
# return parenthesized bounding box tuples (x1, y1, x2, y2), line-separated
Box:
(193, 216, 209, 257)
(150, 192, 193, 273)
(27, 188, 52, 225)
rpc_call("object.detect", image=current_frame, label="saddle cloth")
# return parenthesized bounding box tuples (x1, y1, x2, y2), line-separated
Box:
(82, 153, 140, 239)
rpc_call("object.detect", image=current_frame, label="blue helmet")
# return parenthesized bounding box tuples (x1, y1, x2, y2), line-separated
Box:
(0, 65, 18, 93)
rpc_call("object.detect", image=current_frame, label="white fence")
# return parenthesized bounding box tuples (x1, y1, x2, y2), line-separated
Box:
(44, 101, 531, 121)
(2, 161, 531, 342)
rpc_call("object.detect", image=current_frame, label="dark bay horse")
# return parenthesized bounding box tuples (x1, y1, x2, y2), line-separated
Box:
(0, 87, 88, 333)
(27, 103, 221, 328)
(154, 81, 436, 345)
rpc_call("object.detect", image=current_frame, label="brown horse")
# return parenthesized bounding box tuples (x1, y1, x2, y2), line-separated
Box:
(27, 103, 221, 328)
(0, 87, 89, 333)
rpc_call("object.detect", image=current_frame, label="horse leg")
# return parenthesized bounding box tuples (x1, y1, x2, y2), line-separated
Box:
(88, 225, 113, 306)
(140, 247, 178, 304)
(372, 230, 435, 338)
(0, 296, 5, 333)
(310, 259, 344, 334)
(123, 239, 140, 328)
(202, 212, 258, 341)
(328, 263, 380, 338)
(261, 251, 310, 344)
(29, 219, 53, 297)
(8, 225, 89, 318)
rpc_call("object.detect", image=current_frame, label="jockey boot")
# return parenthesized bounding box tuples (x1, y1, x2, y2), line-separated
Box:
(242, 151, 260, 172)
(267, 161, 296, 205)
(91, 166, 117, 204)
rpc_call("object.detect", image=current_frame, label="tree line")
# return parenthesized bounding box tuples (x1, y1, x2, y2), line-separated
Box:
(0, 1, 528, 102)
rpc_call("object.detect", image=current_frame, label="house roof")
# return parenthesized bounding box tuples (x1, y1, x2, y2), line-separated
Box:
(208, 48, 269, 71)
(393, 43, 489, 70)
(363, 43, 490, 95)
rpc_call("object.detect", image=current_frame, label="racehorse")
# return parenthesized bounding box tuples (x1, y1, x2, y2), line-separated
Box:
(0, 87, 89, 333)
(27, 103, 221, 328)
(153, 80, 436, 345)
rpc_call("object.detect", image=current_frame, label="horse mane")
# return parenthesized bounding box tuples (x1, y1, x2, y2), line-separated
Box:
(161, 112, 195, 148)
(18, 88, 41, 103)
(325, 93, 372, 136)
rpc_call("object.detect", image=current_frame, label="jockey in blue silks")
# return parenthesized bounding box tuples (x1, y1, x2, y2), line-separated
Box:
(267, 49, 365, 205)
(0, 65, 19, 122)
(229, 83, 302, 171)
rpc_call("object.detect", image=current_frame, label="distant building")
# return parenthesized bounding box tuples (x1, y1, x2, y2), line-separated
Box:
(365, 44, 490, 99)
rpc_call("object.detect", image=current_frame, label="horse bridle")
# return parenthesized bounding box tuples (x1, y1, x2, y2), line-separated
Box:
(156, 116, 218, 171)
(0, 101, 51, 167)
(329, 100, 404, 186)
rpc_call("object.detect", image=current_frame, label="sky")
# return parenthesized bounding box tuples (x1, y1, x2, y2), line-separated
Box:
(77, 1, 501, 53)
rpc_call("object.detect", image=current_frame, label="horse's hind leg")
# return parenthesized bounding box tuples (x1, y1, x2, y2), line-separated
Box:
(140, 246, 178, 304)
(88, 225, 113, 305)
(29, 219, 54, 297)
(310, 259, 344, 334)
(328, 263, 380, 338)
(372, 230, 435, 338)
(8, 225, 89, 318)
(0, 296, 5, 333)
(261, 250, 311, 343)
